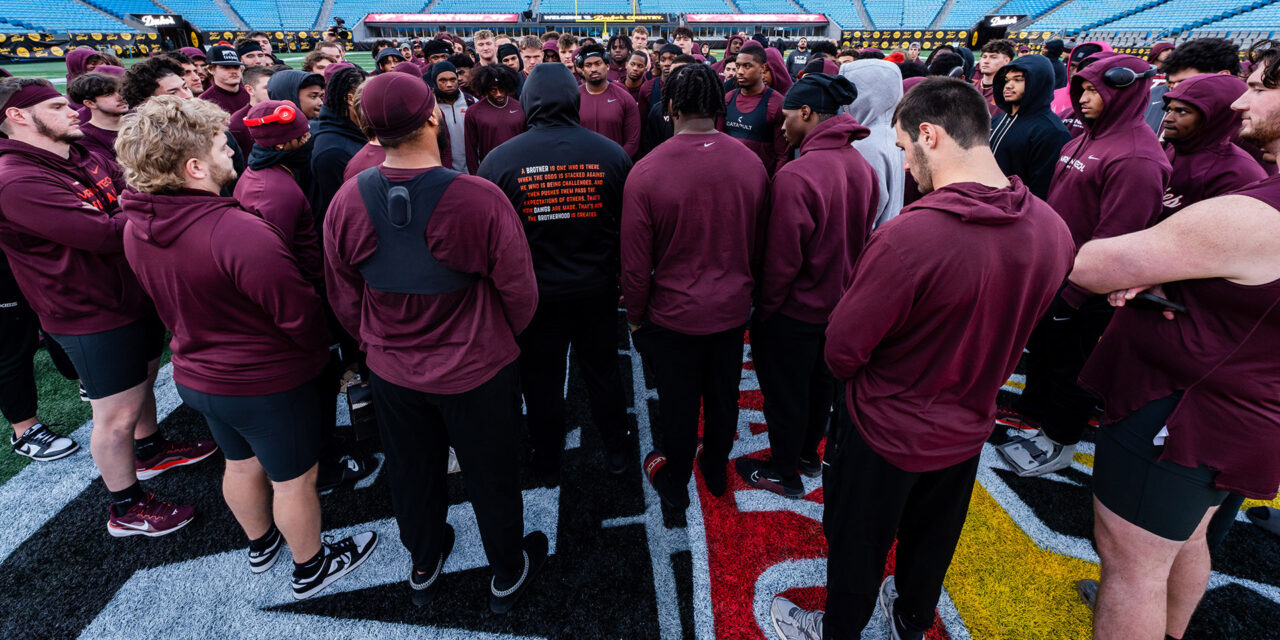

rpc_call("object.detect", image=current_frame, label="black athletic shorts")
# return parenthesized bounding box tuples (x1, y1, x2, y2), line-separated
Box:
(48, 314, 166, 400)
(1093, 394, 1228, 541)
(176, 376, 325, 483)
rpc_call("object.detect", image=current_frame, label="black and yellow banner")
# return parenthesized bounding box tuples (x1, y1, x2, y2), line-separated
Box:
(0, 29, 327, 61)
(840, 29, 971, 51)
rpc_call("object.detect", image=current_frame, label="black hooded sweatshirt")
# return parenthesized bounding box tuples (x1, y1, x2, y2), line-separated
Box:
(477, 64, 634, 301)
(309, 105, 366, 224)
(989, 55, 1071, 200)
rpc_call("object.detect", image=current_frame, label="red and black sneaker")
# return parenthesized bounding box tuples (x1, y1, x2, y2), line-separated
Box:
(995, 407, 1042, 432)
(107, 493, 195, 538)
(643, 451, 677, 508)
(136, 439, 218, 480)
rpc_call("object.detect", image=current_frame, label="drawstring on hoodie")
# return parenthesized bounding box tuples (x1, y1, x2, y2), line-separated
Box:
(990, 112, 1018, 152)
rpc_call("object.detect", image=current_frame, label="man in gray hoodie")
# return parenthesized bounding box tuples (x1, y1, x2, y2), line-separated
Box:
(839, 59, 904, 228)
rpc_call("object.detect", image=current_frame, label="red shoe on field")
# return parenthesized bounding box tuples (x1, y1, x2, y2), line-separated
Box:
(136, 439, 218, 480)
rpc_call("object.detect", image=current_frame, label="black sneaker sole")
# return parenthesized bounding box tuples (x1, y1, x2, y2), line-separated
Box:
(489, 531, 549, 614)
(411, 524, 456, 607)
(734, 458, 802, 499)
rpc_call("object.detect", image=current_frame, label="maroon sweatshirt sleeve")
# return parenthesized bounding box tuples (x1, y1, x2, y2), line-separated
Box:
(620, 167, 654, 327)
(427, 179, 539, 335)
(0, 176, 126, 253)
(756, 171, 815, 319)
(212, 215, 329, 353)
(621, 88, 640, 158)
(825, 237, 916, 381)
(768, 94, 789, 174)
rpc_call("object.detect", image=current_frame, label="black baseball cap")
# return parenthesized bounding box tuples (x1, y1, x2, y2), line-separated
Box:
(207, 45, 242, 66)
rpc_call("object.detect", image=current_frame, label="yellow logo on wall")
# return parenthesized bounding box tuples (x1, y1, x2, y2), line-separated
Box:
(92, 33, 103, 41)
(274, 31, 284, 39)
(122, 33, 133, 41)
(0, 35, 7, 44)
(50, 46, 64, 56)
(298, 31, 308, 37)
(15, 47, 28, 57)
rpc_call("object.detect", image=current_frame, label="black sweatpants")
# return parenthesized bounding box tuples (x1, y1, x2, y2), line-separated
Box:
(823, 400, 979, 639)
(370, 364, 526, 582)
(518, 291, 630, 466)
(633, 323, 744, 507)
(1015, 294, 1113, 445)
(751, 312, 834, 480)
(0, 267, 38, 425)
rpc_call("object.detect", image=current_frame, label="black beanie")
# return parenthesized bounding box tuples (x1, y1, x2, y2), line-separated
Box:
(782, 73, 857, 114)
(497, 43, 521, 68)
(423, 39, 452, 58)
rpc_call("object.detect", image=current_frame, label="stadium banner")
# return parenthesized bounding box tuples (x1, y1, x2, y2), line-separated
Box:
(0, 31, 163, 61)
(364, 13, 521, 23)
(983, 14, 1025, 28)
(841, 29, 971, 51)
(201, 30, 326, 52)
(686, 13, 828, 23)
(539, 14, 670, 23)
(131, 13, 179, 28)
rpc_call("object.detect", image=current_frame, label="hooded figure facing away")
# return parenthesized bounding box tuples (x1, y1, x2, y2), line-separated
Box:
(840, 59, 904, 228)
(477, 63, 636, 482)
(1159, 73, 1267, 219)
(989, 55, 1071, 199)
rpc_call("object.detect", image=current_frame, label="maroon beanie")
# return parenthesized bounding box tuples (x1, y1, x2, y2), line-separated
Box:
(323, 61, 356, 83)
(392, 61, 421, 76)
(244, 99, 309, 147)
(361, 72, 435, 140)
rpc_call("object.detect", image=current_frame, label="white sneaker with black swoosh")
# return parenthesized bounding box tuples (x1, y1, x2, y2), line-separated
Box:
(292, 531, 379, 600)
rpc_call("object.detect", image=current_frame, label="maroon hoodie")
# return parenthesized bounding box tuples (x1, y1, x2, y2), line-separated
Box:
(1047, 54, 1170, 305)
(323, 166, 538, 394)
(579, 81, 641, 157)
(1160, 74, 1267, 218)
(121, 189, 329, 396)
(622, 132, 767, 334)
(199, 83, 250, 114)
(827, 177, 1075, 472)
(64, 48, 99, 84)
(0, 139, 150, 335)
(77, 122, 118, 160)
(464, 96, 526, 174)
(1080, 175, 1280, 499)
(721, 87, 788, 175)
(227, 101, 253, 157)
(233, 164, 324, 285)
(343, 143, 387, 182)
(756, 114, 878, 324)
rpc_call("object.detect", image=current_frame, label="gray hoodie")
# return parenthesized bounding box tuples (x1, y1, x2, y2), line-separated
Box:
(839, 59, 904, 228)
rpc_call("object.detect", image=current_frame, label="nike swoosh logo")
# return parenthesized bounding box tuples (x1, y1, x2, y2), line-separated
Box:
(703, 142, 715, 147)
(1052, 316, 1071, 321)
(113, 520, 152, 530)
(1087, 155, 1101, 160)
(607, 98, 617, 102)
(508, 110, 518, 114)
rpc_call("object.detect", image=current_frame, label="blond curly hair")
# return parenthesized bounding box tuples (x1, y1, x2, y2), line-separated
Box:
(115, 95, 229, 194)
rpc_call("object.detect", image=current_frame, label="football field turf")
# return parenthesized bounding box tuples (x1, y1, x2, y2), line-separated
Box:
(3, 316, 1278, 639)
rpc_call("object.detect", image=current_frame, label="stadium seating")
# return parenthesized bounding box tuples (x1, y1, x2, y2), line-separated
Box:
(153, 0, 237, 29)
(857, 0, 944, 28)
(791, 0, 864, 29)
(226, 0, 318, 30)
(430, 0, 530, 12)
(734, 0, 800, 13)
(0, 0, 128, 32)
(937, 0, 1005, 28)
(1027, 0, 1148, 33)
(1198, 1, 1280, 30)
(327, 0, 426, 28)
(996, 0, 1065, 18)
(86, 0, 165, 20)
(1100, 0, 1242, 31)
(642, 0, 733, 13)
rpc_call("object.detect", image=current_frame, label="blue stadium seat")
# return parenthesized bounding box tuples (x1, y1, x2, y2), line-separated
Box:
(1105, 0, 1244, 30)
(997, 0, 1064, 17)
(734, 0, 801, 13)
(1198, 2, 1280, 29)
(791, 0, 866, 29)
(938, 0, 1006, 28)
(154, 0, 237, 30)
(0, 0, 129, 31)
(537, 0, 631, 13)
(1027, 0, 1149, 32)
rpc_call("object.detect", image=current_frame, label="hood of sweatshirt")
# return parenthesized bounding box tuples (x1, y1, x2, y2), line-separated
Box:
(1070, 54, 1154, 138)
(522, 63, 580, 128)
(764, 47, 794, 93)
(267, 70, 322, 107)
(799, 113, 869, 155)
(839, 59, 902, 128)
(65, 48, 99, 82)
(912, 176, 1036, 225)
(310, 105, 365, 144)
(994, 54, 1056, 115)
(1163, 73, 1246, 154)
(1068, 41, 1114, 68)
(120, 188, 240, 248)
